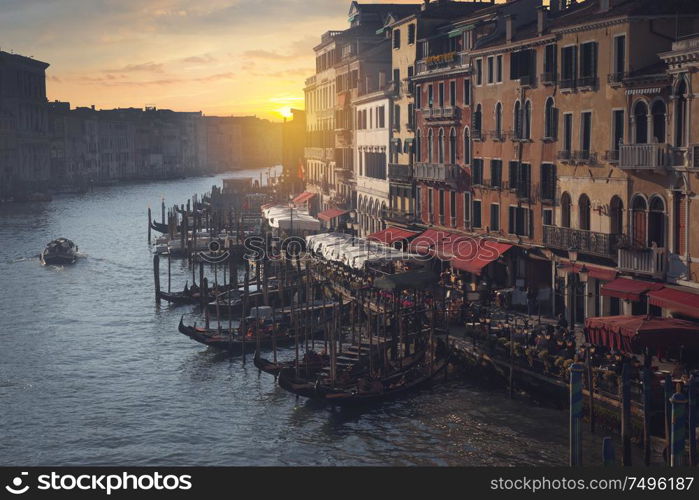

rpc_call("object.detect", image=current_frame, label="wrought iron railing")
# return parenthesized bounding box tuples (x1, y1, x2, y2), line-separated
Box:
(543, 225, 623, 259)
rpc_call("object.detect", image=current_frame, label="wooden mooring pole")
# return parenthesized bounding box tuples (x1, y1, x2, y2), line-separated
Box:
(153, 254, 161, 305)
(689, 375, 697, 466)
(621, 363, 632, 466)
(569, 362, 584, 466)
(670, 392, 688, 467)
(642, 367, 653, 466)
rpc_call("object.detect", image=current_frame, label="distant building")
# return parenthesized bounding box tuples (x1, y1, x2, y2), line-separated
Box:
(0, 51, 50, 197)
(281, 109, 306, 195)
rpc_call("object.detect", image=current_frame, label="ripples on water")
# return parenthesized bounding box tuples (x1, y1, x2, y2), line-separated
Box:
(0, 171, 612, 466)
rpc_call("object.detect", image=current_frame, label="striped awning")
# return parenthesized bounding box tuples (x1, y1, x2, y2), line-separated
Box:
(626, 88, 662, 95)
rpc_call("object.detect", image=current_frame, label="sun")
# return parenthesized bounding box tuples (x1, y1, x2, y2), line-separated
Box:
(277, 106, 294, 119)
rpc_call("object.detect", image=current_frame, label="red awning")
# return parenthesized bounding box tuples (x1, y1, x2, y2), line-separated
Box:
(292, 192, 315, 204)
(585, 315, 699, 355)
(559, 263, 617, 282)
(317, 208, 348, 221)
(600, 278, 664, 302)
(647, 287, 699, 320)
(367, 227, 421, 245)
(451, 239, 513, 275)
(408, 229, 462, 258)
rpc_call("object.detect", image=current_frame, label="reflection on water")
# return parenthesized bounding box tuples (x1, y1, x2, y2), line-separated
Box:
(0, 170, 612, 466)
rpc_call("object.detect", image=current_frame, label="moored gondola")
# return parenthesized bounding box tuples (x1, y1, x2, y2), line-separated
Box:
(253, 351, 328, 377)
(178, 316, 296, 352)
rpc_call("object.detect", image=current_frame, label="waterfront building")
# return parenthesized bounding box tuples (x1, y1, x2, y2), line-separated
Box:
(281, 109, 307, 195)
(0, 51, 50, 198)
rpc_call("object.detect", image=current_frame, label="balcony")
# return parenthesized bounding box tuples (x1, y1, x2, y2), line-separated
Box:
(571, 150, 597, 165)
(560, 78, 576, 92)
(422, 106, 460, 122)
(388, 164, 413, 183)
(543, 225, 622, 260)
(603, 150, 619, 164)
(607, 72, 628, 87)
(557, 150, 571, 162)
(577, 76, 598, 90)
(618, 247, 667, 278)
(489, 130, 505, 142)
(541, 72, 557, 85)
(618, 143, 670, 171)
(304, 147, 333, 161)
(519, 75, 536, 88)
(386, 209, 415, 226)
(414, 163, 466, 184)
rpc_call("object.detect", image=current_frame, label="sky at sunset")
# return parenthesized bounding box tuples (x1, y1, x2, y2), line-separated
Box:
(2, 0, 441, 121)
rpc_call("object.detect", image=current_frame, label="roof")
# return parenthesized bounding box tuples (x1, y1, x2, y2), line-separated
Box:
(317, 208, 349, 221)
(600, 278, 664, 302)
(367, 227, 421, 245)
(451, 239, 513, 275)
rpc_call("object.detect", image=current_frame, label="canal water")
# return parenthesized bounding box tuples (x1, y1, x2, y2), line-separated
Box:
(0, 169, 618, 466)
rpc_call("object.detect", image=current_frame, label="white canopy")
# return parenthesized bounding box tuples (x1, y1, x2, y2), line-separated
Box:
(306, 233, 417, 270)
(263, 205, 321, 231)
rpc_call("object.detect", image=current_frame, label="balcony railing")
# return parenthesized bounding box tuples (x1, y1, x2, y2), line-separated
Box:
(577, 76, 598, 89)
(304, 147, 333, 161)
(543, 225, 623, 259)
(416, 51, 461, 75)
(560, 78, 576, 91)
(422, 106, 459, 121)
(618, 247, 667, 278)
(557, 150, 571, 162)
(386, 210, 415, 225)
(519, 75, 536, 88)
(572, 150, 596, 165)
(414, 163, 466, 184)
(541, 72, 557, 85)
(603, 150, 619, 163)
(388, 164, 413, 183)
(619, 143, 669, 170)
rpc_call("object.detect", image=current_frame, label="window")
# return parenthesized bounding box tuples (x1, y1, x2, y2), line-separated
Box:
(649, 196, 666, 248)
(613, 35, 626, 77)
(408, 103, 414, 129)
(428, 188, 434, 222)
(610, 196, 624, 235)
(377, 106, 385, 128)
(393, 104, 401, 132)
(496, 55, 503, 83)
(544, 97, 557, 139)
(495, 102, 503, 138)
(408, 24, 416, 45)
(579, 42, 598, 83)
(652, 101, 666, 143)
(463, 79, 471, 105)
(474, 104, 482, 135)
(393, 68, 400, 85)
(449, 128, 456, 164)
(578, 194, 591, 231)
(544, 44, 557, 78)
(416, 85, 422, 109)
(490, 204, 500, 231)
(612, 109, 624, 151)
(561, 192, 572, 228)
(439, 189, 445, 225)
(473, 200, 482, 228)
(472, 158, 483, 185)
(540, 163, 556, 201)
(463, 128, 470, 164)
(509, 161, 530, 198)
(393, 29, 401, 49)
(487, 56, 494, 84)
(428, 84, 433, 108)
(416, 186, 422, 219)
(581, 112, 592, 153)
(508, 206, 531, 236)
(463, 192, 471, 227)
(631, 195, 647, 247)
(561, 46, 577, 85)
(428, 129, 434, 162)
(514, 101, 522, 139)
(490, 159, 502, 188)
(450, 191, 456, 227)
(563, 113, 573, 152)
(438, 128, 445, 163)
(416, 129, 422, 161)
(475, 59, 483, 86)
(675, 80, 688, 147)
(449, 81, 456, 107)
(543, 208, 553, 226)
(524, 101, 532, 140)
(510, 49, 534, 80)
(438, 83, 444, 107)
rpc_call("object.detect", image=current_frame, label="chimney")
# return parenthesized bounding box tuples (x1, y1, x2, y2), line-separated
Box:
(537, 6, 547, 35)
(599, 0, 612, 13)
(505, 15, 514, 44)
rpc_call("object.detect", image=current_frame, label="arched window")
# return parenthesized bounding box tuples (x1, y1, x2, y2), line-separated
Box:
(428, 129, 434, 163)
(578, 194, 591, 231)
(633, 101, 649, 144)
(610, 195, 624, 235)
(651, 101, 667, 144)
(449, 128, 456, 164)
(675, 79, 688, 147)
(544, 97, 555, 139)
(416, 129, 422, 161)
(438, 128, 445, 163)
(561, 192, 572, 228)
(514, 100, 522, 139)
(631, 195, 648, 247)
(648, 196, 666, 248)
(463, 127, 470, 164)
(495, 102, 502, 137)
(524, 100, 532, 140)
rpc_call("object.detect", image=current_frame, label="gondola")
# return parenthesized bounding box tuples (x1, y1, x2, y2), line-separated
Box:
(253, 351, 328, 377)
(159, 282, 238, 306)
(277, 344, 450, 406)
(150, 220, 181, 234)
(178, 316, 296, 352)
(41, 238, 78, 266)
